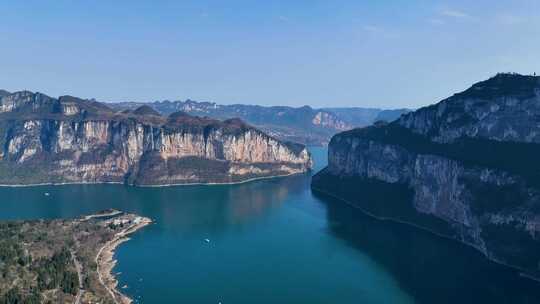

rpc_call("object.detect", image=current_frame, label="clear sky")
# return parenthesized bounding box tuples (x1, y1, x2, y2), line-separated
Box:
(1, 0, 539, 108)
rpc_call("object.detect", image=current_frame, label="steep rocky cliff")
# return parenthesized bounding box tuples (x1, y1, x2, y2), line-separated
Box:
(0, 91, 312, 185)
(312, 73, 540, 279)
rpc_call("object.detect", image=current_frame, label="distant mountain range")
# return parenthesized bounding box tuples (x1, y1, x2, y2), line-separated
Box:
(110, 100, 410, 145)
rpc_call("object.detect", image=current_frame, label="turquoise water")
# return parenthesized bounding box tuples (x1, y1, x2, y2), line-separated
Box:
(0, 147, 539, 303)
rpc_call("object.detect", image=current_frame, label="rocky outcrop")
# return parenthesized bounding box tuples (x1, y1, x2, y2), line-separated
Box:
(0, 91, 312, 185)
(312, 73, 540, 279)
(311, 111, 349, 130)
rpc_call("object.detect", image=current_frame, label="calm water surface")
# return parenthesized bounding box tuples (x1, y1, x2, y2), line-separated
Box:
(0, 147, 539, 303)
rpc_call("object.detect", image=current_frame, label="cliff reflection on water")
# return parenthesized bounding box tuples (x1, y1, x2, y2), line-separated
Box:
(0, 173, 306, 229)
(314, 191, 540, 304)
(150, 175, 308, 233)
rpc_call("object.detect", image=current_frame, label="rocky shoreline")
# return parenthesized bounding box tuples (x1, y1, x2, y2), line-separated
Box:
(96, 216, 152, 304)
(311, 183, 538, 281)
(0, 170, 308, 188)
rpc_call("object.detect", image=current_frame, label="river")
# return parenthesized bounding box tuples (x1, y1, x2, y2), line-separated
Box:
(0, 147, 538, 303)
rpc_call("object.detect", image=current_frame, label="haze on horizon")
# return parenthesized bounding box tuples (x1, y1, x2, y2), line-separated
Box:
(1, 0, 539, 109)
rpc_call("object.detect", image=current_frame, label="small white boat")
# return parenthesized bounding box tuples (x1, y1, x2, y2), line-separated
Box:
(204, 238, 210, 243)
(44, 193, 50, 196)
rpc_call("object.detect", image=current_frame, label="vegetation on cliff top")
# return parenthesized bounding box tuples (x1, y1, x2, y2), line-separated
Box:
(454, 73, 540, 100)
(0, 90, 309, 160)
(334, 73, 540, 186)
(334, 123, 540, 186)
(0, 90, 294, 142)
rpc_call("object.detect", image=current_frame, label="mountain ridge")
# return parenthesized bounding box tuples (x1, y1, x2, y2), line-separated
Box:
(110, 100, 410, 145)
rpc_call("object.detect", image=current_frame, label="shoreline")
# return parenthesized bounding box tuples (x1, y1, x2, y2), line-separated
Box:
(311, 185, 540, 284)
(96, 217, 152, 304)
(0, 170, 309, 188)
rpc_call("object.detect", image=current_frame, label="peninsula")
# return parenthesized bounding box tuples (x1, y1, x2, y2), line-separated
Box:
(0, 210, 151, 304)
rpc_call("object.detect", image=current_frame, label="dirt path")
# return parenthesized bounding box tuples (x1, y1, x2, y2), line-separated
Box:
(96, 241, 119, 303)
(70, 248, 84, 304)
(82, 210, 123, 222)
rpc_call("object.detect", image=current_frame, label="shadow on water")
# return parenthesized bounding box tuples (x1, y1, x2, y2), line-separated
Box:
(0, 172, 309, 228)
(313, 191, 540, 304)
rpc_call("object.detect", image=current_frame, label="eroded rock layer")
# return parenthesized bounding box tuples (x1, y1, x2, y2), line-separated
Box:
(0, 91, 312, 185)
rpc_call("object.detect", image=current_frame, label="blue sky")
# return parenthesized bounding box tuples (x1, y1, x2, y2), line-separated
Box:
(1, 0, 539, 108)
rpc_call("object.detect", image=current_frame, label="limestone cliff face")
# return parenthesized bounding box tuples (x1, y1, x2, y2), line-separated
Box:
(311, 111, 349, 130)
(312, 74, 540, 279)
(397, 73, 540, 143)
(0, 91, 312, 185)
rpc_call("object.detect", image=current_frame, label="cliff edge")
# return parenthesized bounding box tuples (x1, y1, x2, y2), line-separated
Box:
(0, 91, 312, 185)
(312, 73, 540, 279)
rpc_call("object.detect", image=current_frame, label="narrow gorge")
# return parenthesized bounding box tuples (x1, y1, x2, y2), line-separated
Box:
(312, 73, 540, 279)
(0, 91, 312, 185)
